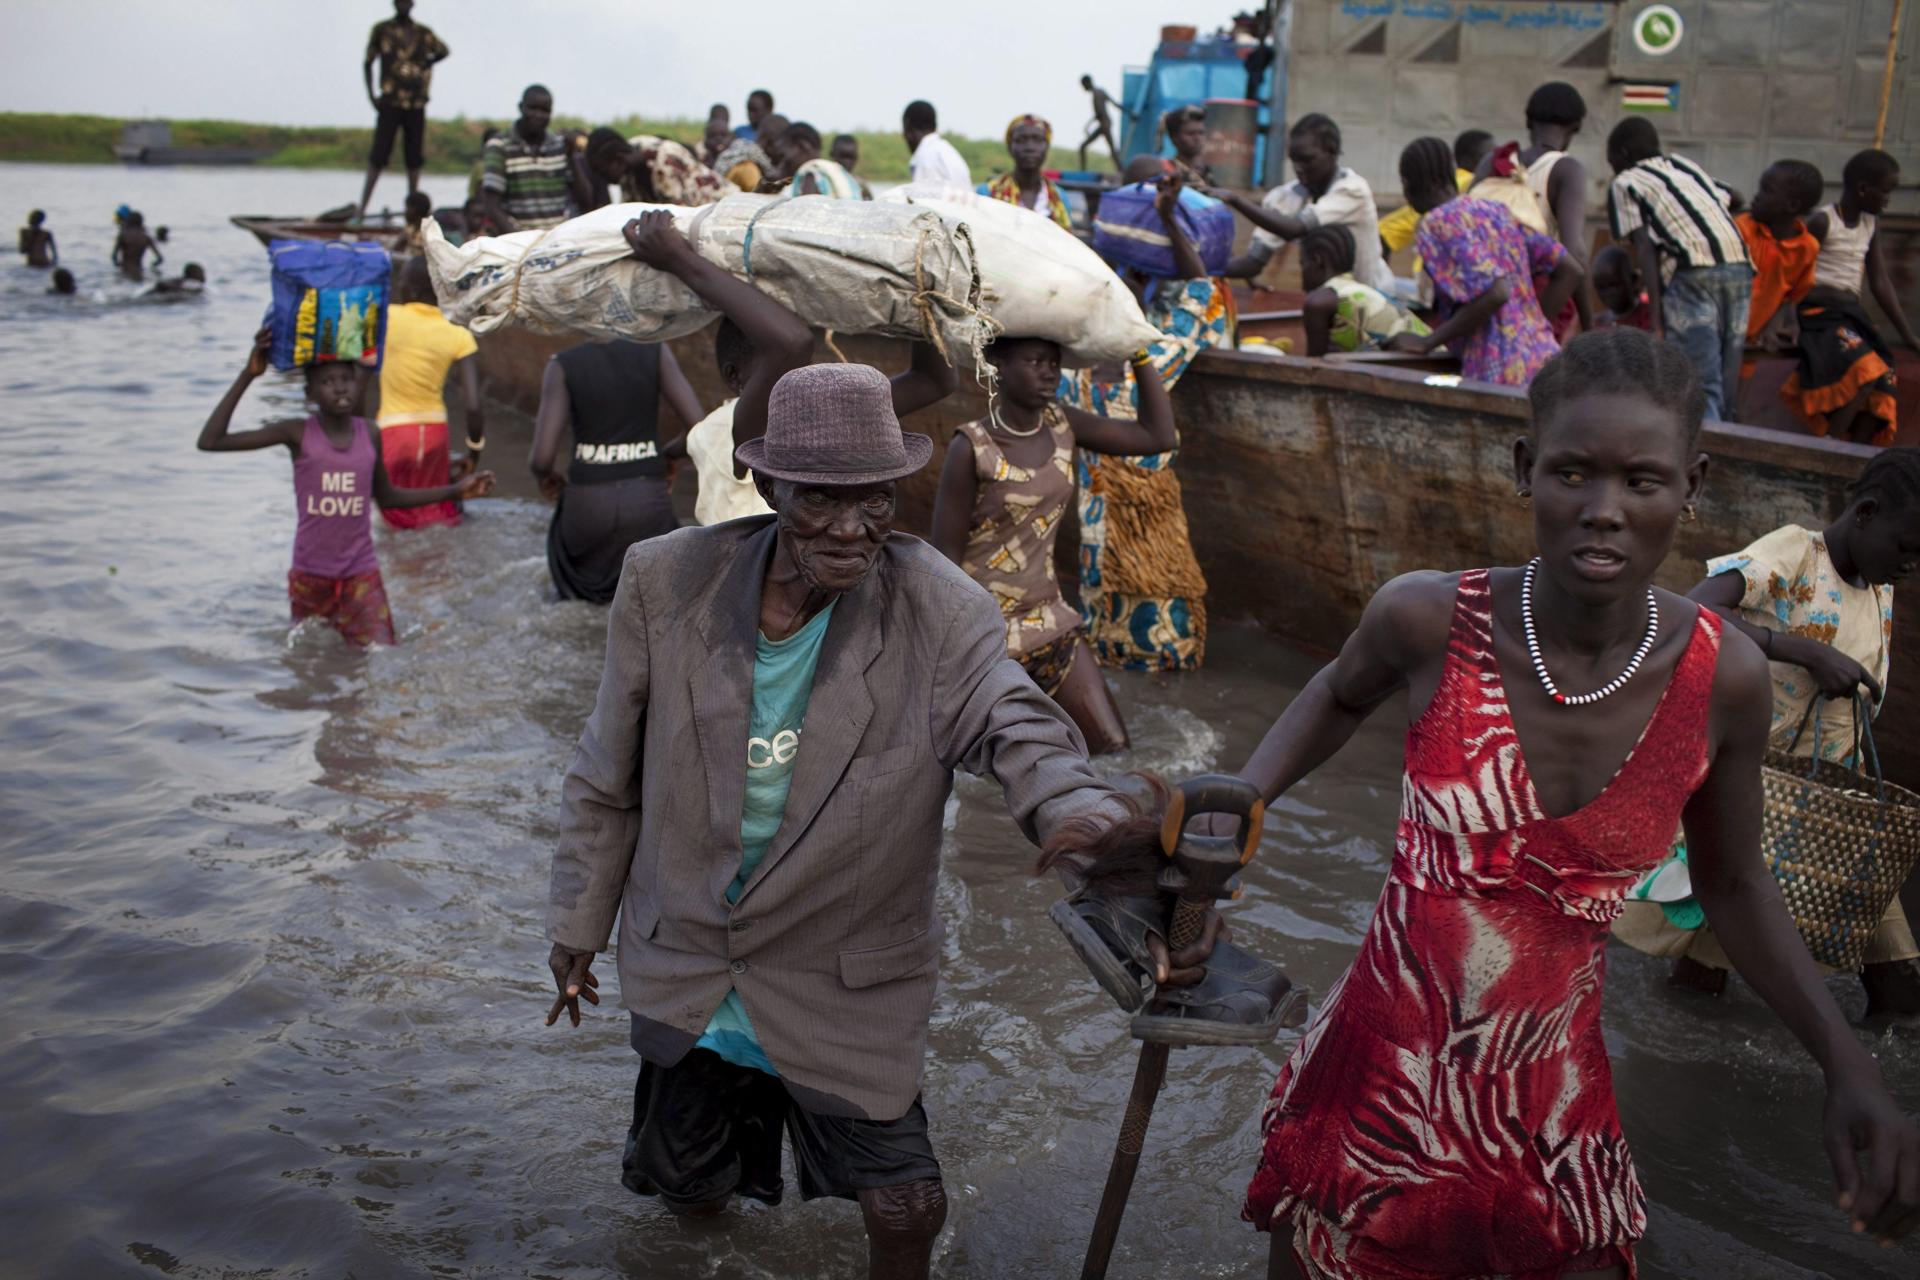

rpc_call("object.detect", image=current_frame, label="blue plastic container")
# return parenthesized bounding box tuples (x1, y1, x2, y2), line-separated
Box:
(262, 239, 392, 372)
(1090, 183, 1235, 277)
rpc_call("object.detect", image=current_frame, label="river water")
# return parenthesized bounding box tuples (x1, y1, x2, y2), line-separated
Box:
(0, 163, 1912, 1279)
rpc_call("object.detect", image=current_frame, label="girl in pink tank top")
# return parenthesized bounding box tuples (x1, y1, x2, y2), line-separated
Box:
(1225, 330, 1919, 1279)
(198, 329, 496, 645)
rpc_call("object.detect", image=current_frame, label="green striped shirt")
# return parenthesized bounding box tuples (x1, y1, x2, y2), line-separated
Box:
(482, 132, 571, 230)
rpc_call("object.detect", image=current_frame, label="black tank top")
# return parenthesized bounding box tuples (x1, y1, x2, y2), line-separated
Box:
(555, 340, 665, 484)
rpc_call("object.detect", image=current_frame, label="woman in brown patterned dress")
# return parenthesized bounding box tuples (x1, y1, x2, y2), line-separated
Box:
(929, 336, 1175, 753)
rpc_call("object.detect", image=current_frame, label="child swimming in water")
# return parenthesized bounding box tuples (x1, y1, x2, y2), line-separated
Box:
(197, 328, 495, 645)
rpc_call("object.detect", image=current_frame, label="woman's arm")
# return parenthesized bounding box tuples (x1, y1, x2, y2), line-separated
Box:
(528, 357, 571, 499)
(1302, 287, 1337, 357)
(622, 211, 811, 457)
(1866, 233, 1920, 352)
(928, 434, 978, 565)
(1388, 277, 1510, 356)
(1159, 177, 1207, 282)
(1062, 352, 1178, 455)
(1546, 154, 1594, 329)
(1683, 631, 1920, 1243)
(1536, 252, 1584, 324)
(199, 329, 303, 453)
(1630, 227, 1665, 339)
(1689, 571, 1882, 700)
(1215, 188, 1308, 242)
(373, 444, 494, 508)
(890, 340, 960, 418)
(655, 344, 703, 459)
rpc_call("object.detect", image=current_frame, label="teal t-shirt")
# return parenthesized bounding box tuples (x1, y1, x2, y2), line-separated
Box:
(694, 599, 836, 1074)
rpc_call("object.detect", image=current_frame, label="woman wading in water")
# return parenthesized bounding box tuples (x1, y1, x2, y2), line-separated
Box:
(1226, 328, 1919, 1278)
(930, 334, 1176, 754)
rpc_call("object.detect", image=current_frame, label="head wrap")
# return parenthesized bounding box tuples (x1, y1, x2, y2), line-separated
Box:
(1005, 114, 1052, 148)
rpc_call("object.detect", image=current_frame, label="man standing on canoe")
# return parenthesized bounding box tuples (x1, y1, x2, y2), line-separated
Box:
(357, 0, 449, 223)
(542, 354, 1218, 1278)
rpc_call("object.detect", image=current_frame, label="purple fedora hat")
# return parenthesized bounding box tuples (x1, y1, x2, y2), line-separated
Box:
(736, 364, 934, 486)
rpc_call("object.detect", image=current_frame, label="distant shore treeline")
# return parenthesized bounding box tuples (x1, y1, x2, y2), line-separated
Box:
(0, 113, 1100, 183)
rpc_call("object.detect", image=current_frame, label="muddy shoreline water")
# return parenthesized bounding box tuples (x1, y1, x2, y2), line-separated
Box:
(0, 164, 1914, 1279)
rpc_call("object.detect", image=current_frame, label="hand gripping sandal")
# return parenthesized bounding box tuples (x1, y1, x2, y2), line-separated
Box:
(1050, 774, 1308, 1045)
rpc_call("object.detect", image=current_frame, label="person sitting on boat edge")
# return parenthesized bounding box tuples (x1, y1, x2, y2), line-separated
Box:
(1298, 224, 1427, 358)
(772, 123, 867, 199)
(399, 189, 434, 254)
(1733, 159, 1824, 380)
(542, 359, 1223, 1280)
(1590, 243, 1652, 331)
(626, 207, 954, 530)
(1228, 327, 1920, 1279)
(1065, 165, 1221, 673)
(371, 256, 483, 532)
(578, 127, 733, 210)
(1386, 136, 1583, 388)
(929, 316, 1179, 754)
(1213, 112, 1395, 295)
(1606, 115, 1752, 422)
(982, 114, 1071, 228)
(1616, 446, 1920, 1016)
(197, 330, 495, 646)
(18, 209, 56, 268)
(1792, 148, 1920, 447)
(734, 88, 772, 142)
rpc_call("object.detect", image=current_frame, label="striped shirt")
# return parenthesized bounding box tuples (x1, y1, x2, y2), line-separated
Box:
(481, 131, 571, 230)
(1607, 154, 1747, 283)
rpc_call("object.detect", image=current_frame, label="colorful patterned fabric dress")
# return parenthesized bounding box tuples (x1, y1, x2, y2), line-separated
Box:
(1245, 570, 1724, 1280)
(955, 411, 1083, 694)
(1059, 277, 1227, 671)
(1414, 196, 1565, 387)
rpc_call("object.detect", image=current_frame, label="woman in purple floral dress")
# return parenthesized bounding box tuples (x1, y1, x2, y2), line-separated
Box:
(1387, 136, 1585, 386)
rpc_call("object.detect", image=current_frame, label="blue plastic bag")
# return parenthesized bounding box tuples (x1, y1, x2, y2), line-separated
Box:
(1091, 183, 1235, 277)
(262, 239, 392, 372)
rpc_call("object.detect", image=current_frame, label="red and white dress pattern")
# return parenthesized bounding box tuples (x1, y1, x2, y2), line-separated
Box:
(1244, 570, 1722, 1280)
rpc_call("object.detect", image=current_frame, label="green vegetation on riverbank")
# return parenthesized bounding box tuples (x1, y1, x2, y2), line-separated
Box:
(0, 112, 1101, 184)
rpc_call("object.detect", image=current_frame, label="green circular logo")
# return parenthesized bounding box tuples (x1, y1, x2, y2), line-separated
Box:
(1634, 5, 1684, 56)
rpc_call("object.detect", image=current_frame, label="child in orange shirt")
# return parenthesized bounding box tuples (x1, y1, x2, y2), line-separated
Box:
(1733, 159, 1822, 378)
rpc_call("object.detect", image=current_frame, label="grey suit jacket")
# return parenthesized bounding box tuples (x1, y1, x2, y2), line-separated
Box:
(547, 517, 1121, 1120)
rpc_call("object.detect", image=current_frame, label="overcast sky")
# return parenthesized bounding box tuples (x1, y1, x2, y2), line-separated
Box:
(2, 0, 1260, 142)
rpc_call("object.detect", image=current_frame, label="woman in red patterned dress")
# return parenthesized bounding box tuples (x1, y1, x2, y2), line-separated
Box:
(1227, 328, 1920, 1279)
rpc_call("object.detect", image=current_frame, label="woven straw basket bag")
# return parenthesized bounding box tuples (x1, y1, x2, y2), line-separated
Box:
(1761, 694, 1920, 971)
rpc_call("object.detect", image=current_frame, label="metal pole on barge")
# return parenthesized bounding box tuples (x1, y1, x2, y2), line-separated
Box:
(1876, 0, 1905, 149)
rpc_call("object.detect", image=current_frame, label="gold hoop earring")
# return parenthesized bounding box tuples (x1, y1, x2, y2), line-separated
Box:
(1516, 489, 1532, 508)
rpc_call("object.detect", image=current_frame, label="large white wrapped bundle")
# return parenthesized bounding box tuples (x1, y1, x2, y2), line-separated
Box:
(424, 190, 1158, 365)
(879, 185, 1158, 361)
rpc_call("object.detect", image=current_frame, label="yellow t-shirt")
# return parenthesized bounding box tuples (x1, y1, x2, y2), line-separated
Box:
(377, 302, 478, 427)
(1378, 168, 1475, 254)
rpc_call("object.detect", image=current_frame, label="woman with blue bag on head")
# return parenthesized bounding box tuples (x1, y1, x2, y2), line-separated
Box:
(1615, 448, 1920, 1015)
(1068, 165, 1230, 673)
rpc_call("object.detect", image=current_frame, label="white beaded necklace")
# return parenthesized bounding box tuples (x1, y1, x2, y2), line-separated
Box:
(1521, 558, 1659, 707)
(988, 400, 1046, 438)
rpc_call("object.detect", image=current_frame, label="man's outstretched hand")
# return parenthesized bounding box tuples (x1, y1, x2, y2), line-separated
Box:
(545, 943, 599, 1027)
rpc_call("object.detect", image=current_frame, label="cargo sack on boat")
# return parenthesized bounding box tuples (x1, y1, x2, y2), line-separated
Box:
(422, 197, 989, 359)
(1760, 694, 1920, 971)
(263, 239, 392, 372)
(1090, 182, 1236, 278)
(879, 188, 1162, 363)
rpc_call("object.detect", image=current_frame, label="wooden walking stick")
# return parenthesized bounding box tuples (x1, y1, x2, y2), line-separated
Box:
(1071, 774, 1308, 1280)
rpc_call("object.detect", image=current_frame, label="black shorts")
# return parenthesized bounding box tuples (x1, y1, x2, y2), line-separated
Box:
(371, 105, 426, 170)
(621, 1047, 941, 1209)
